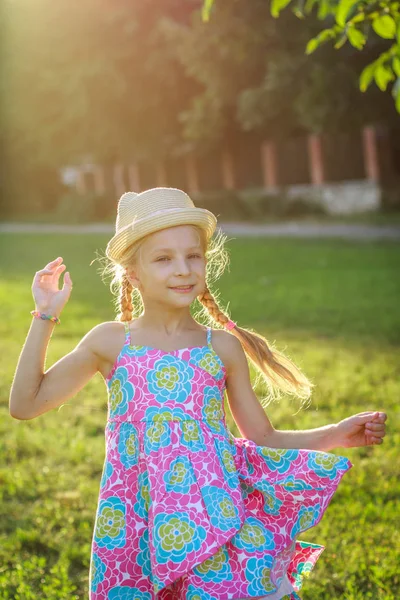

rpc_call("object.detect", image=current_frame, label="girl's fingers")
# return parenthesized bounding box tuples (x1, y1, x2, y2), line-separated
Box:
(365, 423, 385, 432)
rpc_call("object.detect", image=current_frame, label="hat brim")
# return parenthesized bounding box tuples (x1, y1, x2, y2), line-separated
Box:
(106, 208, 218, 262)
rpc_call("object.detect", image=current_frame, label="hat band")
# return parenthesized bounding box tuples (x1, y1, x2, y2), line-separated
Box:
(128, 207, 200, 232)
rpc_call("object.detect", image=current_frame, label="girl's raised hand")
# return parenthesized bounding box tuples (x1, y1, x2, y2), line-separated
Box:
(32, 257, 73, 318)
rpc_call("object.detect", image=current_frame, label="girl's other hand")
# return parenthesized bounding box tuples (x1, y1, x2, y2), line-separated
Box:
(334, 411, 387, 449)
(31, 257, 73, 318)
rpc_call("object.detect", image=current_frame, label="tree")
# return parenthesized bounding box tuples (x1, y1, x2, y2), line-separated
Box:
(203, 0, 400, 113)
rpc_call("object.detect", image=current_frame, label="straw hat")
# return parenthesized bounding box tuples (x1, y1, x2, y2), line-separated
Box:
(106, 187, 218, 263)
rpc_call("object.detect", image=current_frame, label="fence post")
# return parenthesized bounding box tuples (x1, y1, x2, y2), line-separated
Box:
(261, 140, 278, 187)
(362, 126, 380, 182)
(113, 164, 126, 197)
(307, 134, 325, 185)
(221, 149, 235, 190)
(93, 166, 106, 195)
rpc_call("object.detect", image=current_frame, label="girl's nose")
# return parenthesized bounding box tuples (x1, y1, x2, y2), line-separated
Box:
(174, 258, 191, 275)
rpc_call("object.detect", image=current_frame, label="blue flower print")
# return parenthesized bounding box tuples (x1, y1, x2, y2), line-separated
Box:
(126, 345, 149, 357)
(189, 347, 225, 381)
(201, 485, 241, 531)
(307, 452, 350, 480)
(118, 422, 139, 469)
(256, 447, 299, 474)
(245, 555, 275, 595)
(241, 445, 255, 476)
(108, 366, 135, 418)
(275, 474, 315, 491)
(250, 479, 283, 515)
(143, 406, 190, 454)
(239, 481, 256, 500)
(201, 385, 225, 434)
(108, 587, 152, 600)
(100, 460, 113, 489)
(187, 585, 219, 600)
(164, 455, 197, 494)
(94, 496, 127, 549)
(227, 430, 238, 456)
(147, 355, 193, 404)
(136, 528, 151, 577)
(134, 469, 151, 519)
(144, 421, 171, 455)
(153, 511, 207, 564)
(180, 420, 207, 452)
(90, 552, 106, 593)
(291, 504, 321, 538)
(193, 546, 233, 583)
(214, 438, 239, 489)
(231, 516, 275, 552)
(144, 405, 189, 423)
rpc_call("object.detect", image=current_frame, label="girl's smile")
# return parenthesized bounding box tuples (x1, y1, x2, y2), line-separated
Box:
(169, 285, 195, 293)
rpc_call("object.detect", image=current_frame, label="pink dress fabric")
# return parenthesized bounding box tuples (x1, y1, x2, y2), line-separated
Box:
(89, 322, 353, 600)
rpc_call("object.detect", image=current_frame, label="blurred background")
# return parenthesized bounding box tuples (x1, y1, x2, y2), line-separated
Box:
(1, 1, 399, 599)
(1, 0, 400, 223)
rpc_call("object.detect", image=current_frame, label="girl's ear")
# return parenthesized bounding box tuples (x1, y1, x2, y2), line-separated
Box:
(125, 268, 140, 289)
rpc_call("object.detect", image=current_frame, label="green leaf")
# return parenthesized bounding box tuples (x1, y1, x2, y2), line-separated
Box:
(372, 15, 396, 40)
(305, 28, 336, 54)
(360, 60, 379, 92)
(334, 32, 348, 49)
(304, 0, 318, 14)
(306, 37, 320, 53)
(317, 0, 334, 20)
(374, 63, 395, 91)
(393, 56, 400, 77)
(347, 26, 367, 49)
(392, 77, 400, 112)
(201, 0, 214, 22)
(336, 0, 359, 27)
(271, 0, 293, 18)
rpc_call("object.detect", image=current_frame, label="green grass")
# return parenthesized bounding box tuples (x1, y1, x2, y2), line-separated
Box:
(0, 233, 399, 599)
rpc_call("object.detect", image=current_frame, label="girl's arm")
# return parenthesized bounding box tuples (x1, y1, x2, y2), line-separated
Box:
(223, 334, 340, 452)
(9, 318, 102, 420)
(9, 256, 102, 421)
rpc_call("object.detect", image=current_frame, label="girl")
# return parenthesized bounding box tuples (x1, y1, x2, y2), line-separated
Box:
(10, 187, 387, 600)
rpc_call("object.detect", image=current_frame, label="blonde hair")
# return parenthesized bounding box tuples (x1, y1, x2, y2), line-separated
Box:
(100, 225, 313, 409)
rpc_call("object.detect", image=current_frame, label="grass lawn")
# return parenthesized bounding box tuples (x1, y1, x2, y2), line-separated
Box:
(0, 233, 399, 599)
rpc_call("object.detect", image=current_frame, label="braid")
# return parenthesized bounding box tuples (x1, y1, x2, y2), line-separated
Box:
(198, 286, 312, 404)
(118, 274, 134, 322)
(198, 286, 231, 328)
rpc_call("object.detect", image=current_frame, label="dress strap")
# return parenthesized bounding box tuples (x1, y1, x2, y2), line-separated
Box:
(123, 320, 131, 345)
(206, 326, 212, 348)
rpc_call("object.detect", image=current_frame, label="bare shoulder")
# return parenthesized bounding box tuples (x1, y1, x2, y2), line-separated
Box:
(80, 321, 126, 379)
(210, 328, 246, 374)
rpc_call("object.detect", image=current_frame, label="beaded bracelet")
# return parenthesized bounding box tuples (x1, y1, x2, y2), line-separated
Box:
(31, 310, 61, 325)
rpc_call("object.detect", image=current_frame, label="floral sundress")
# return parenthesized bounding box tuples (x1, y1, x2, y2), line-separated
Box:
(89, 321, 353, 599)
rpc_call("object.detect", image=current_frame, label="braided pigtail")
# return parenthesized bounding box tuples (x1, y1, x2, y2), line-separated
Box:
(198, 285, 313, 405)
(118, 274, 134, 322)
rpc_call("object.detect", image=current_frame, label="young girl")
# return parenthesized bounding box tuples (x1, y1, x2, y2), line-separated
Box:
(10, 187, 387, 600)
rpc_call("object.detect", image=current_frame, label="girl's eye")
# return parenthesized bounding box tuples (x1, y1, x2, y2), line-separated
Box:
(156, 254, 201, 262)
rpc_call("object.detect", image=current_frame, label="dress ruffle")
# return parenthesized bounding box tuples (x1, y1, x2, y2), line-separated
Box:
(142, 427, 353, 598)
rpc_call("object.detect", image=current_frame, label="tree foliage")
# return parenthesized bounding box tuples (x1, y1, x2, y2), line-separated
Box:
(203, 0, 400, 112)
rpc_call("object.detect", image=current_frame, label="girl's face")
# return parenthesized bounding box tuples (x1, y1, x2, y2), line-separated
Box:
(126, 225, 206, 307)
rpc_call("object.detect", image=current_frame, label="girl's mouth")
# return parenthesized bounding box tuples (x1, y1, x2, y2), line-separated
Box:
(169, 285, 195, 293)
